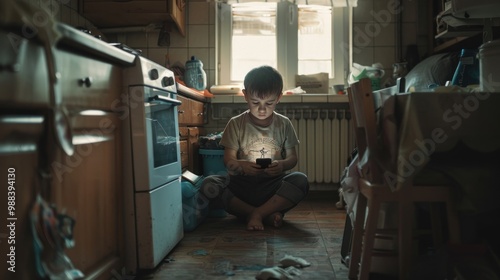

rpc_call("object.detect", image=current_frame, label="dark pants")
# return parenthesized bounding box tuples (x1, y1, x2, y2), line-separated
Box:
(200, 172, 309, 213)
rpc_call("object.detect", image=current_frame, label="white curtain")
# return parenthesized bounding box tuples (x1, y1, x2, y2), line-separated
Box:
(217, 0, 358, 7)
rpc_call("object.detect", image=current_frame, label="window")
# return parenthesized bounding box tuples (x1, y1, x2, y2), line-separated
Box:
(230, 3, 277, 80)
(217, 1, 352, 90)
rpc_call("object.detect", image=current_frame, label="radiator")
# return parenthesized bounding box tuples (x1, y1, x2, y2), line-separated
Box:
(288, 109, 354, 184)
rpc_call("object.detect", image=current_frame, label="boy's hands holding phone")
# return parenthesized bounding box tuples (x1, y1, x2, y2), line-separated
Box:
(262, 160, 284, 176)
(226, 159, 283, 176)
(227, 160, 262, 176)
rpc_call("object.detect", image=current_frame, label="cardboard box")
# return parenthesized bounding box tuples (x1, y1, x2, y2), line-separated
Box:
(295, 72, 329, 93)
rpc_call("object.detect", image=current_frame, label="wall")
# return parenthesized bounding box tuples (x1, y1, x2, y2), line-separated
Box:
(22, 0, 428, 134)
(101, 0, 218, 90)
(18, 0, 95, 30)
(352, 0, 430, 87)
(22, 0, 429, 92)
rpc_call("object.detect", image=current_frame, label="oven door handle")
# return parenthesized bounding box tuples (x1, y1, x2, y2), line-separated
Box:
(148, 95, 182, 106)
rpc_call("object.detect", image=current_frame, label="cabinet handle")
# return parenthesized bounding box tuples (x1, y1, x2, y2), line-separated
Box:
(197, 112, 204, 116)
(178, 110, 185, 114)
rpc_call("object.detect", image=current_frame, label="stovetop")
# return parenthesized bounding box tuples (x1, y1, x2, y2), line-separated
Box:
(124, 56, 177, 93)
(109, 43, 142, 56)
(56, 23, 136, 66)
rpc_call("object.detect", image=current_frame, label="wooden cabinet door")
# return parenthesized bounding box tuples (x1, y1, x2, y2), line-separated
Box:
(190, 99, 205, 126)
(177, 95, 189, 125)
(0, 129, 41, 280)
(82, 0, 185, 36)
(51, 113, 123, 278)
(177, 95, 205, 126)
(179, 140, 189, 169)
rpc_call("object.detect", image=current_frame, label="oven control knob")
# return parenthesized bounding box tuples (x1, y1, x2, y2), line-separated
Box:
(149, 69, 159, 80)
(162, 76, 175, 87)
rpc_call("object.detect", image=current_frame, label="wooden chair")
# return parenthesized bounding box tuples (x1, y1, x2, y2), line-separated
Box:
(347, 78, 461, 280)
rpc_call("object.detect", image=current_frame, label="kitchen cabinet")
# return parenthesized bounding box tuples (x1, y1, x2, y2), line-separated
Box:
(51, 112, 124, 279)
(177, 95, 206, 175)
(81, 0, 186, 36)
(57, 50, 123, 110)
(179, 137, 189, 169)
(1, 8, 135, 277)
(0, 115, 44, 280)
(49, 45, 126, 278)
(177, 95, 205, 126)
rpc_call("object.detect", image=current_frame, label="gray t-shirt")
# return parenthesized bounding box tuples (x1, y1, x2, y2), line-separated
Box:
(220, 111, 299, 162)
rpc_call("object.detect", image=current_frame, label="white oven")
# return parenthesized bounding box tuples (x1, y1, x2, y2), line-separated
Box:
(122, 56, 184, 273)
(130, 86, 182, 190)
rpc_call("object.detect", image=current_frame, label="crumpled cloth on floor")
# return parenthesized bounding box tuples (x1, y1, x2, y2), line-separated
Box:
(255, 255, 310, 280)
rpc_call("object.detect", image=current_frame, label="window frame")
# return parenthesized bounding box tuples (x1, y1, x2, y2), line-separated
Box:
(216, 2, 352, 91)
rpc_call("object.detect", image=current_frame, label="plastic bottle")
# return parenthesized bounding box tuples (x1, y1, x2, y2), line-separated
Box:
(451, 49, 479, 87)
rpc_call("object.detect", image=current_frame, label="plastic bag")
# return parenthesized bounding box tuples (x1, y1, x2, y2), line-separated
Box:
(348, 63, 385, 90)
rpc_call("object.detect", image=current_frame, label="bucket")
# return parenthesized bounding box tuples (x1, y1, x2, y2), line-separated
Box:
(478, 40, 500, 92)
(199, 149, 226, 176)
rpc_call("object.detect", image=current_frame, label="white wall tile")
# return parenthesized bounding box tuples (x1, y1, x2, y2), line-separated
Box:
(60, 5, 71, 24)
(209, 47, 216, 70)
(353, 0, 374, 23)
(126, 32, 149, 49)
(373, 22, 396, 47)
(68, 0, 78, 10)
(373, 46, 396, 71)
(352, 46, 374, 66)
(146, 48, 170, 67)
(401, 0, 417, 23)
(70, 9, 79, 26)
(209, 24, 216, 48)
(146, 30, 164, 48)
(169, 28, 188, 48)
(353, 23, 375, 47)
(209, 1, 217, 24)
(207, 69, 216, 88)
(373, 0, 397, 23)
(402, 22, 417, 46)
(188, 25, 209, 48)
(188, 1, 210, 25)
(168, 48, 189, 67)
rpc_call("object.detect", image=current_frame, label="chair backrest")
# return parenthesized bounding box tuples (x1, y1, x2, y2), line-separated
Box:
(347, 78, 383, 183)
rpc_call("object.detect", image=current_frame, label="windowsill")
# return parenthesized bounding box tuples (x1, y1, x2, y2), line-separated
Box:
(210, 93, 348, 103)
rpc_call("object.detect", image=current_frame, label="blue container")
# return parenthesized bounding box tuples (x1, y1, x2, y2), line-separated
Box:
(184, 56, 207, 91)
(199, 149, 227, 176)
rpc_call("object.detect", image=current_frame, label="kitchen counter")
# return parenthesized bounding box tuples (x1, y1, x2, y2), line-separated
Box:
(56, 22, 135, 67)
(1, 21, 136, 110)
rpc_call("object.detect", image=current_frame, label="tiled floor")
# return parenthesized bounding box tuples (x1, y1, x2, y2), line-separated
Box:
(131, 189, 500, 280)
(136, 190, 350, 280)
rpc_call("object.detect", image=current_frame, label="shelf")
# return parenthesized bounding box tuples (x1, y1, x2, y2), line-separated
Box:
(434, 36, 470, 53)
(435, 28, 482, 39)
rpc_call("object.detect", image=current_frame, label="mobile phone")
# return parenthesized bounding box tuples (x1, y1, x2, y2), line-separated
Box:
(256, 158, 272, 169)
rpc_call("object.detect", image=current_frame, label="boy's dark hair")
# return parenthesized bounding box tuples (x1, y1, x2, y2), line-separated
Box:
(243, 66, 283, 99)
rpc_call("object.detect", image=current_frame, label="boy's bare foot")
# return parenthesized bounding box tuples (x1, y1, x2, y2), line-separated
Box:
(264, 212, 283, 228)
(247, 213, 265, 231)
